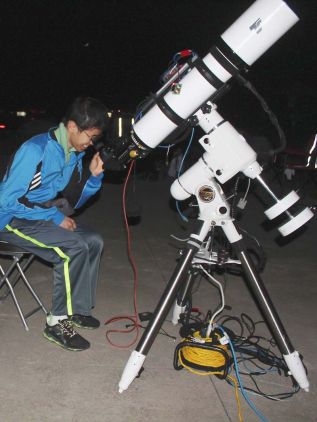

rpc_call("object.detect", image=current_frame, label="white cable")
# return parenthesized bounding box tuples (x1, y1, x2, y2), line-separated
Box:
(169, 234, 190, 242)
(242, 178, 251, 201)
(198, 265, 225, 337)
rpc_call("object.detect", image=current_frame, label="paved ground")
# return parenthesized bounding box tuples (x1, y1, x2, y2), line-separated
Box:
(0, 172, 316, 422)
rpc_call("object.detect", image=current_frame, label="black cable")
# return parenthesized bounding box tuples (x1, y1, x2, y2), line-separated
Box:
(216, 314, 245, 340)
(230, 175, 242, 219)
(241, 313, 256, 337)
(225, 373, 299, 401)
(217, 313, 287, 372)
(178, 308, 302, 399)
(125, 323, 176, 341)
(235, 73, 287, 156)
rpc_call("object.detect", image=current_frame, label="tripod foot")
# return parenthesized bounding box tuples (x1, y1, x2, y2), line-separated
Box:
(284, 351, 309, 392)
(171, 302, 186, 325)
(118, 350, 146, 393)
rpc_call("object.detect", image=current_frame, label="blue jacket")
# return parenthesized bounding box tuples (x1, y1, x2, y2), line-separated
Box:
(0, 131, 103, 229)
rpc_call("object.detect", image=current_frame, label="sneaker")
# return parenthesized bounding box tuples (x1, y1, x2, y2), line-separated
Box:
(43, 319, 90, 351)
(70, 314, 100, 329)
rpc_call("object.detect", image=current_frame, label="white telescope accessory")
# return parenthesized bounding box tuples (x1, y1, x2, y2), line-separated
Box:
(283, 351, 309, 392)
(171, 103, 262, 201)
(279, 208, 314, 236)
(265, 191, 300, 219)
(118, 350, 146, 393)
(257, 176, 315, 236)
(171, 302, 187, 325)
(196, 104, 262, 184)
(170, 159, 211, 201)
(221, 0, 299, 66)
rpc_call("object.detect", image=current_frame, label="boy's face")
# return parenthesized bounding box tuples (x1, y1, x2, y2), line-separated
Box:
(67, 121, 102, 152)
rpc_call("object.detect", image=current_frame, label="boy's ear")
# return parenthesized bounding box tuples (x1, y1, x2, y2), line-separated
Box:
(67, 120, 78, 133)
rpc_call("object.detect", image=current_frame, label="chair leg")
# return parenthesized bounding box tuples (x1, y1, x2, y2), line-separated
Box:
(0, 265, 8, 292)
(0, 255, 34, 298)
(0, 258, 30, 331)
(16, 261, 48, 315)
(0, 255, 48, 331)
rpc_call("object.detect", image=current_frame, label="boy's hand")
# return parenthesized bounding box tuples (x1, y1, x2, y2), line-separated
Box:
(59, 216, 77, 231)
(89, 152, 104, 176)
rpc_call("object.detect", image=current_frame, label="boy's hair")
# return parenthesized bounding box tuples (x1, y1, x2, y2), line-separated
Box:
(62, 97, 109, 131)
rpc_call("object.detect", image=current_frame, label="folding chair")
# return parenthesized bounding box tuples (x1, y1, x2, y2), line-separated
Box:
(0, 240, 48, 331)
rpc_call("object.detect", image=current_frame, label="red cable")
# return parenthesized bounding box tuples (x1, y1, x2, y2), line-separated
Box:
(104, 160, 141, 348)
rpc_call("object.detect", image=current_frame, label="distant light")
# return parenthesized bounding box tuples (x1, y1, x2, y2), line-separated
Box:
(131, 118, 135, 125)
(107, 112, 112, 118)
(118, 117, 122, 137)
(0, 124, 6, 129)
(16, 111, 27, 117)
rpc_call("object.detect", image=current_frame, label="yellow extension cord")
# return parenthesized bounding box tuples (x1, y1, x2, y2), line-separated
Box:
(178, 331, 243, 422)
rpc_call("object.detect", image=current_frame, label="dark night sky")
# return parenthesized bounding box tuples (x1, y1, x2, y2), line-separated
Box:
(0, 0, 316, 142)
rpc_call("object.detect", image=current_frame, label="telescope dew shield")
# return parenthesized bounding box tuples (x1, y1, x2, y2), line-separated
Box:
(132, 0, 299, 152)
(220, 0, 299, 66)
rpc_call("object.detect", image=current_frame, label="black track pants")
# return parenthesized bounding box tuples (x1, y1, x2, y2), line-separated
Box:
(0, 218, 104, 316)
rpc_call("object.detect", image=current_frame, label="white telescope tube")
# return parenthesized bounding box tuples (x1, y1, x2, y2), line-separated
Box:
(133, 0, 299, 150)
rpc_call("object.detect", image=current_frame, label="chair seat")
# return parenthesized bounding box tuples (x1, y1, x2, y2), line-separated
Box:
(0, 241, 30, 256)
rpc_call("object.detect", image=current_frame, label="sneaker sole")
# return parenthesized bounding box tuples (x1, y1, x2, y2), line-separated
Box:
(43, 331, 89, 351)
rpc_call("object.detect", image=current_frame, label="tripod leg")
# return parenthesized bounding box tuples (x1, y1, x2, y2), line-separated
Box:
(171, 267, 198, 325)
(119, 245, 198, 392)
(232, 236, 309, 391)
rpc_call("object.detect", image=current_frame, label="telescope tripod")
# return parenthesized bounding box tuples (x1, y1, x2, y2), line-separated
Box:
(119, 176, 309, 392)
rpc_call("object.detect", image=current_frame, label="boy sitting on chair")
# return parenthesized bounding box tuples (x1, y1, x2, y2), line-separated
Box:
(0, 97, 109, 351)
